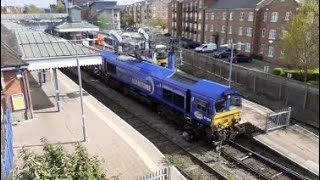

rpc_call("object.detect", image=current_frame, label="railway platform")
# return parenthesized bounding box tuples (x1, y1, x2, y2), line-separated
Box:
(240, 99, 319, 176)
(12, 70, 185, 179)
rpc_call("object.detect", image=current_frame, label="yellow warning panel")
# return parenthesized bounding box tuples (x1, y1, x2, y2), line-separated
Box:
(11, 93, 26, 111)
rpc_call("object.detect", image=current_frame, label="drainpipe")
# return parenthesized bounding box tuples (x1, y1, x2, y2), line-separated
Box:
(21, 69, 32, 119)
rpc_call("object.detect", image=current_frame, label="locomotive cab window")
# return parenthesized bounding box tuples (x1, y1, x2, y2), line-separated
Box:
(107, 62, 117, 74)
(215, 99, 226, 113)
(230, 95, 242, 108)
(196, 99, 208, 114)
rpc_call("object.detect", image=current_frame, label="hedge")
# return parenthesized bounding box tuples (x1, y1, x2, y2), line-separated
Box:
(273, 68, 285, 76)
(273, 68, 319, 82)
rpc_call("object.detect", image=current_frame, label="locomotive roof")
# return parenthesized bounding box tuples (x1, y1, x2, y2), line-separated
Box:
(101, 51, 239, 99)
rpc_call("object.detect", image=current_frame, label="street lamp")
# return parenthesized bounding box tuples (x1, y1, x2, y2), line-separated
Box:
(58, 39, 89, 143)
(228, 42, 245, 87)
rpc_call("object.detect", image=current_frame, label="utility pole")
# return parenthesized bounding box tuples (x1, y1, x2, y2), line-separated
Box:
(228, 42, 234, 87)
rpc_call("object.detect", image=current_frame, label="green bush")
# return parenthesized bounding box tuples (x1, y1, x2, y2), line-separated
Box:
(284, 70, 319, 82)
(273, 68, 285, 76)
(273, 68, 319, 82)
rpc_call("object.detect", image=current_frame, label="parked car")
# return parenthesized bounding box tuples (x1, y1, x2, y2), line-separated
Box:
(195, 43, 217, 53)
(181, 39, 201, 49)
(169, 37, 178, 44)
(228, 54, 252, 63)
(213, 48, 238, 58)
(164, 33, 171, 37)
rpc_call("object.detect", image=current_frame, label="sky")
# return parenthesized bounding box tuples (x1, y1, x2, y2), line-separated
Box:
(1, 0, 141, 8)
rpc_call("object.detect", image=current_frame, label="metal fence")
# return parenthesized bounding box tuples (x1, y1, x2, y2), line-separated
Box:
(138, 167, 170, 180)
(265, 107, 292, 133)
(1, 98, 14, 180)
(177, 50, 319, 128)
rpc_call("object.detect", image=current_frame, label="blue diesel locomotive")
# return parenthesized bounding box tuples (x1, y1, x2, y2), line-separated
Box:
(99, 50, 242, 142)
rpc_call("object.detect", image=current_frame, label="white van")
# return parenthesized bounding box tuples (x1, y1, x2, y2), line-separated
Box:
(195, 43, 217, 53)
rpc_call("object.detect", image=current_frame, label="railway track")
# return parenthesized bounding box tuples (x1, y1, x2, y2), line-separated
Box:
(222, 139, 310, 180)
(61, 68, 230, 180)
(61, 66, 314, 180)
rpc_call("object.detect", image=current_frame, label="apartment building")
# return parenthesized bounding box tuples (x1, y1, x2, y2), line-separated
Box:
(124, 0, 170, 27)
(168, 0, 302, 63)
(257, 0, 298, 63)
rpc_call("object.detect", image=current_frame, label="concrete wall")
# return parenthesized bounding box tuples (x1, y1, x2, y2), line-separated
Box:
(179, 50, 319, 128)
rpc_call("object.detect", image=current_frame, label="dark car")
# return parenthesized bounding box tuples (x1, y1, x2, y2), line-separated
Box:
(169, 37, 178, 44)
(181, 39, 201, 49)
(228, 54, 252, 63)
(213, 48, 238, 58)
(164, 33, 171, 37)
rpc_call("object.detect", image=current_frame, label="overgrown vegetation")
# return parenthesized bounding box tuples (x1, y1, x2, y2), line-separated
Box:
(280, 0, 319, 82)
(15, 138, 106, 180)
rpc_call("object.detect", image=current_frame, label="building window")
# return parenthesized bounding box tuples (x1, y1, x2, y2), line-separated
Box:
(198, 24, 202, 30)
(268, 46, 274, 57)
(262, 28, 266, 37)
(263, 12, 268, 21)
(271, 12, 278, 22)
(260, 44, 264, 54)
(221, 25, 226, 33)
(269, 29, 276, 40)
(206, 13, 209, 20)
(285, 12, 292, 21)
(248, 12, 254, 21)
(210, 36, 214, 42)
(237, 42, 242, 50)
(197, 35, 201, 42)
(222, 12, 227, 20)
(210, 25, 214, 32)
(227, 39, 233, 45)
(240, 12, 244, 21)
(211, 12, 215, 20)
(205, 24, 208, 31)
(199, 13, 202, 20)
(228, 26, 232, 34)
(221, 38, 225, 45)
(247, 27, 252, 37)
(238, 27, 243, 35)
(245, 43, 251, 52)
(229, 12, 233, 20)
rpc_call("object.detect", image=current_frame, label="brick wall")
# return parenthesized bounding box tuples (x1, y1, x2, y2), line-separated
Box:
(258, 0, 298, 65)
(2, 70, 31, 119)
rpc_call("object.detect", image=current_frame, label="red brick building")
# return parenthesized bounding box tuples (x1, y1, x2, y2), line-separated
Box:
(1, 25, 32, 121)
(168, 0, 302, 64)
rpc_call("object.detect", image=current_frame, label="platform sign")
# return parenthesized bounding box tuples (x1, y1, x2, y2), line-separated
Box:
(11, 93, 26, 111)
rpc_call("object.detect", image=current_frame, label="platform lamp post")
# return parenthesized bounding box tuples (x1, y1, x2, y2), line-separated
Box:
(58, 39, 88, 143)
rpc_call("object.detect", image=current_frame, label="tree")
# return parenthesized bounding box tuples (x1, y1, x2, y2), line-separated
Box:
(121, 14, 134, 28)
(280, 0, 319, 82)
(149, 16, 167, 30)
(97, 16, 110, 30)
(52, 0, 65, 13)
(16, 138, 106, 180)
(81, 9, 97, 23)
(24, 4, 43, 13)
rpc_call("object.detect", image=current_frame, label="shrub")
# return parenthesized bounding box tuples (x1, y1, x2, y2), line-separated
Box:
(273, 68, 285, 76)
(284, 69, 319, 82)
(308, 80, 319, 87)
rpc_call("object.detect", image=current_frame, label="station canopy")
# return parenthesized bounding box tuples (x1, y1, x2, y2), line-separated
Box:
(1, 21, 101, 71)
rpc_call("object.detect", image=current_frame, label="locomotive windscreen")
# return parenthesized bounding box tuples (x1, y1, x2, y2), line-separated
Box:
(169, 72, 199, 85)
